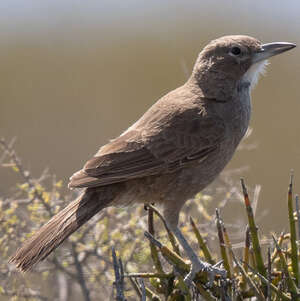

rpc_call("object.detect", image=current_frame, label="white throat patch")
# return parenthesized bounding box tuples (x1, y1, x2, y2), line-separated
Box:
(242, 60, 269, 89)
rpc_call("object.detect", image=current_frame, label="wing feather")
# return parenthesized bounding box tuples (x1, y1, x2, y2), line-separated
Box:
(69, 101, 226, 188)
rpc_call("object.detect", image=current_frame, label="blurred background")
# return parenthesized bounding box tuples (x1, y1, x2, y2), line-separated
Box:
(1, 0, 300, 235)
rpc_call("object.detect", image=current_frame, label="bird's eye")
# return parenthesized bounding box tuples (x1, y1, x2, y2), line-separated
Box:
(230, 47, 241, 55)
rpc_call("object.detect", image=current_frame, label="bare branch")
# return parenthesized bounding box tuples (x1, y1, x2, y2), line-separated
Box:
(112, 247, 126, 301)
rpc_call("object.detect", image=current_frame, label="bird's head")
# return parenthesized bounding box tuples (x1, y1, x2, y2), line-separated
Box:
(191, 35, 296, 101)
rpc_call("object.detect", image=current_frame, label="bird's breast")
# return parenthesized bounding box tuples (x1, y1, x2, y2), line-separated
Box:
(226, 88, 252, 146)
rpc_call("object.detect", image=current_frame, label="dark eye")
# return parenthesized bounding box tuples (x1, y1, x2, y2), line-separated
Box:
(230, 46, 241, 55)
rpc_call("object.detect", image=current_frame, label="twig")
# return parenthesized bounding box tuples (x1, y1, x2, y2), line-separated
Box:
(0, 138, 52, 214)
(51, 257, 76, 279)
(145, 204, 180, 254)
(112, 247, 126, 301)
(287, 172, 299, 286)
(245, 261, 292, 301)
(2, 290, 48, 301)
(147, 206, 164, 274)
(215, 209, 231, 278)
(295, 195, 300, 242)
(72, 243, 91, 301)
(128, 277, 141, 299)
(271, 234, 298, 298)
(267, 247, 271, 301)
(138, 278, 146, 301)
(144, 231, 189, 272)
(230, 249, 265, 301)
(125, 273, 172, 279)
(271, 231, 285, 264)
(243, 226, 250, 274)
(240, 178, 266, 277)
(0, 137, 16, 164)
(190, 216, 214, 264)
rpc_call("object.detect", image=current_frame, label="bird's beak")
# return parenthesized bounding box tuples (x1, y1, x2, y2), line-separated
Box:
(253, 42, 296, 63)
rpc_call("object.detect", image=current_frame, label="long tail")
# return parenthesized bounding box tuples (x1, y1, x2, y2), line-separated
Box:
(9, 187, 115, 272)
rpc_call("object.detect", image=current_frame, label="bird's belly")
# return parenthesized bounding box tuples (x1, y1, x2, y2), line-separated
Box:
(118, 140, 240, 207)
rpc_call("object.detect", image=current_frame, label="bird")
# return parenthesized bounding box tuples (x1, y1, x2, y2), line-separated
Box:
(10, 35, 295, 283)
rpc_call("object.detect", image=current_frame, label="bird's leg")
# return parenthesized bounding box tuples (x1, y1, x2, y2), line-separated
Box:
(163, 203, 226, 285)
(170, 226, 226, 285)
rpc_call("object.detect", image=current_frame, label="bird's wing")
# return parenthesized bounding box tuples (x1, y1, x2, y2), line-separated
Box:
(68, 105, 226, 188)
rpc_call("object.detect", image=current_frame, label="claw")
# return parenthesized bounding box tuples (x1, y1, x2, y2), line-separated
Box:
(184, 259, 226, 287)
(169, 225, 226, 286)
(213, 260, 224, 268)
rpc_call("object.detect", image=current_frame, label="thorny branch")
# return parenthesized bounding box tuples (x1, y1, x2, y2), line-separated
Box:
(2, 137, 299, 300)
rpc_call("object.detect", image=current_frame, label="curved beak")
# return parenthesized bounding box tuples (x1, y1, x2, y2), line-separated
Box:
(253, 42, 296, 63)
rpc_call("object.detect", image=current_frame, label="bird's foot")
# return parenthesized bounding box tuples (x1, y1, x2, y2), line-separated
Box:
(184, 259, 226, 287)
(170, 225, 226, 286)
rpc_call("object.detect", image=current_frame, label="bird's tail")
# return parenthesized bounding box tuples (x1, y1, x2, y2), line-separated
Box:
(9, 187, 115, 272)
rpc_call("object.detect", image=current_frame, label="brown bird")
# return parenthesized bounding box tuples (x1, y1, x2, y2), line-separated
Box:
(10, 35, 295, 282)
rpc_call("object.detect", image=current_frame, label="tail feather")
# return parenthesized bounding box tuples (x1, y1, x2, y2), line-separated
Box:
(9, 188, 113, 271)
